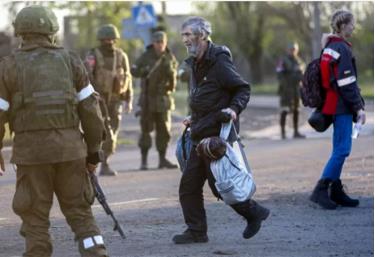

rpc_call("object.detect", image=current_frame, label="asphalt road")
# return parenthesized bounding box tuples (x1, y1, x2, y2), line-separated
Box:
(0, 96, 373, 257)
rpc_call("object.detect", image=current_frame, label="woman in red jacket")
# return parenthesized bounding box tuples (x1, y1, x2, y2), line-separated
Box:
(309, 10, 366, 209)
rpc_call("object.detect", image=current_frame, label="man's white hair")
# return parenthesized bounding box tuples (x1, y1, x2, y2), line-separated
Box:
(181, 16, 212, 40)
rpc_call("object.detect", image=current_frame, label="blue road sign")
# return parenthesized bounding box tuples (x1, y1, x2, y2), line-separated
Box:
(122, 18, 138, 39)
(131, 4, 157, 29)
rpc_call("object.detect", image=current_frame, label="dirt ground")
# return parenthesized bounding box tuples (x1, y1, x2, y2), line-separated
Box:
(0, 98, 373, 257)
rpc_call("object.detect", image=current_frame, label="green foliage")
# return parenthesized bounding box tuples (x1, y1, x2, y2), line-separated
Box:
(195, 2, 373, 85)
(49, 1, 142, 57)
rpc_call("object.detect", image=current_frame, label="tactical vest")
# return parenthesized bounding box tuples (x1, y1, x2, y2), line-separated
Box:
(93, 48, 126, 95)
(11, 48, 79, 133)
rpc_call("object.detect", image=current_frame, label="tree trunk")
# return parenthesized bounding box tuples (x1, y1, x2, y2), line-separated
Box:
(249, 52, 263, 84)
(312, 2, 322, 59)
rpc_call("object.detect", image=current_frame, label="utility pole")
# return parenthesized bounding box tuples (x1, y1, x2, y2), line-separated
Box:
(161, 1, 167, 17)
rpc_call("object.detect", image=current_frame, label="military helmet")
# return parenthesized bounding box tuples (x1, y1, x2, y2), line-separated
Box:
(14, 5, 59, 36)
(97, 24, 120, 40)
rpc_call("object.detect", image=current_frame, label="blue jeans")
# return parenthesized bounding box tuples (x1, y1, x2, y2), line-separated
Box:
(321, 114, 353, 180)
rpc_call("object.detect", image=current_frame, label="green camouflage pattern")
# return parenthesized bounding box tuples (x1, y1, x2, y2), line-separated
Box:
(277, 54, 305, 109)
(138, 111, 171, 151)
(132, 47, 177, 113)
(14, 159, 107, 257)
(101, 96, 123, 156)
(131, 46, 177, 151)
(14, 5, 59, 35)
(85, 46, 132, 158)
(97, 24, 120, 40)
(11, 48, 79, 133)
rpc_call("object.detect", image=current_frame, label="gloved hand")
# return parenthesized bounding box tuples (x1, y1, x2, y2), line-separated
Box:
(86, 163, 97, 173)
(86, 151, 104, 173)
(221, 108, 237, 121)
(0, 151, 4, 176)
(356, 109, 366, 125)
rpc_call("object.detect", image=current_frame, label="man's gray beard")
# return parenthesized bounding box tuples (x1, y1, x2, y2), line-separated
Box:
(187, 45, 198, 58)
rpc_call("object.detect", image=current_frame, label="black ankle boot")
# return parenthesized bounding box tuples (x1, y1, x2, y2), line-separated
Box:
(280, 111, 287, 139)
(140, 149, 148, 170)
(293, 131, 306, 139)
(330, 179, 359, 207)
(158, 151, 178, 169)
(172, 229, 208, 244)
(231, 200, 270, 239)
(309, 179, 337, 210)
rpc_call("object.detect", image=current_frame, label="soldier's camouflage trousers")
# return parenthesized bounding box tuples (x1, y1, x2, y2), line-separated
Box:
(13, 159, 108, 257)
(138, 111, 171, 152)
(102, 99, 123, 157)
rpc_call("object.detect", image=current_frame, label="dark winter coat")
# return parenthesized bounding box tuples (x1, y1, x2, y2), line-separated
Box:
(185, 41, 250, 142)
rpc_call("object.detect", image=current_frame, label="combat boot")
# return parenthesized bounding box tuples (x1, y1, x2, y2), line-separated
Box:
(293, 110, 305, 139)
(280, 111, 287, 140)
(140, 149, 148, 170)
(309, 179, 337, 209)
(281, 127, 286, 140)
(172, 229, 208, 244)
(158, 151, 178, 169)
(99, 162, 117, 176)
(231, 200, 270, 239)
(330, 179, 359, 207)
(293, 131, 306, 139)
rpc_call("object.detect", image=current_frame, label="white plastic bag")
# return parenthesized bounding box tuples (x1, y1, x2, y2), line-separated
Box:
(209, 121, 256, 205)
(210, 144, 256, 205)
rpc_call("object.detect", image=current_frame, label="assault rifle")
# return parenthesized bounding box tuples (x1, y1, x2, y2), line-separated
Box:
(89, 172, 126, 239)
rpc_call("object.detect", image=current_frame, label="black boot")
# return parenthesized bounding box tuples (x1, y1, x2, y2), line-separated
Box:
(158, 151, 178, 169)
(140, 149, 148, 170)
(309, 179, 337, 209)
(293, 110, 305, 139)
(280, 111, 287, 139)
(172, 229, 209, 244)
(231, 200, 270, 239)
(99, 157, 117, 176)
(330, 179, 359, 207)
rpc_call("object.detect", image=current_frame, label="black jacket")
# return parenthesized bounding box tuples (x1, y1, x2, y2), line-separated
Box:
(186, 41, 250, 142)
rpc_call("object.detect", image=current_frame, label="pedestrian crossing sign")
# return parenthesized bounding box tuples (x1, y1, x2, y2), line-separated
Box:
(132, 4, 157, 28)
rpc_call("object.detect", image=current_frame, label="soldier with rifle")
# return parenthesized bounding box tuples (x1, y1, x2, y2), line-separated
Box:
(0, 5, 109, 257)
(85, 24, 133, 176)
(131, 31, 178, 170)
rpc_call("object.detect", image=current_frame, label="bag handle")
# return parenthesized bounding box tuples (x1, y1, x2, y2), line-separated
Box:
(220, 120, 252, 173)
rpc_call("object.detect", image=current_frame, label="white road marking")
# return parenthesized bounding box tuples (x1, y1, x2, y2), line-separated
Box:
(93, 198, 160, 208)
(0, 218, 7, 221)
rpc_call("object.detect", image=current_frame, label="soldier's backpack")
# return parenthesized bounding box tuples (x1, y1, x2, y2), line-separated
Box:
(300, 58, 325, 108)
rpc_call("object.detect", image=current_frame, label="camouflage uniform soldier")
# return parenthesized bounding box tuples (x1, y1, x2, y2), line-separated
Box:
(0, 6, 108, 257)
(85, 24, 133, 176)
(131, 31, 178, 170)
(276, 42, 306, 139)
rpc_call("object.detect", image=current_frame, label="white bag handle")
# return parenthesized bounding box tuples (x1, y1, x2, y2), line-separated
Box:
(219, 120, 252, 174)
(220, 120, 233, 140)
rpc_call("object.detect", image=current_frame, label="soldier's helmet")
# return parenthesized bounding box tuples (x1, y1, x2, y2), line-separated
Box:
(13, 5, 59, 36)
(97, 24, 120, 40)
